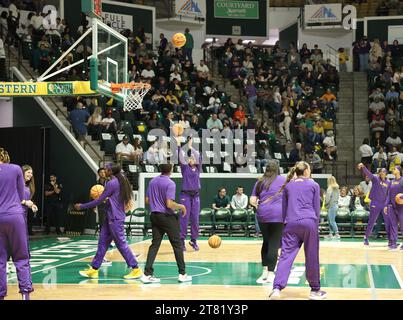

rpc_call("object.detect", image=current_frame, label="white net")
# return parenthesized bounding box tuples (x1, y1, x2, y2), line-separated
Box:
(121, 85, 151, 112)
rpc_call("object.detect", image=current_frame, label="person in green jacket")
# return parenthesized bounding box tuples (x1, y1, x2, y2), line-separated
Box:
(183, 28, 194, 63)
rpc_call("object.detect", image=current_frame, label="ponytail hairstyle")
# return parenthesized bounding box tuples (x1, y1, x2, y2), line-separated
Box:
(0, 147, 10, 163)
(111, 165, 133, 206)
(294, 161, 310, 177)
(22, 165, 35, 199)
(256, 160, 279, 196)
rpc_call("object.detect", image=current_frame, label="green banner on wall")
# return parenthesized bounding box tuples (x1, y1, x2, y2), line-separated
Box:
(214, 0, 259, 19)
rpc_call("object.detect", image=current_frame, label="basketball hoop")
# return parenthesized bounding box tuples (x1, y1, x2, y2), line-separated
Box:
(110, 82, 151, 112)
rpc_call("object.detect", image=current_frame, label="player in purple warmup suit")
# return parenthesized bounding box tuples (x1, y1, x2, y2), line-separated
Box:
(74, 164, 142, 279)
(385, 165, 403, 250)
(178, 137, 201, 251)
(357, 163, 390, 246)
(269, 161, 327, 300)
(0, 148, 34, 300)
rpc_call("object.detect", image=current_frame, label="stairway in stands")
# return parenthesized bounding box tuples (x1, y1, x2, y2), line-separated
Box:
(8, 47, 106, 167)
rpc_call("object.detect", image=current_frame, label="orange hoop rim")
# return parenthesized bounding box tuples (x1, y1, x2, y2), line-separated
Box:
(110, 82, 152, 94)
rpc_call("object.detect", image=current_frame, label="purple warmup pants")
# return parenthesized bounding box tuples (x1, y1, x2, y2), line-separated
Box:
(388, 205, 403, 246)
(365, 203, 390, 240)
(180, 192, 200, 241)
(273, 219, 320, 291)
(91, 218, 138, 270)
(0, 214, 33, 298)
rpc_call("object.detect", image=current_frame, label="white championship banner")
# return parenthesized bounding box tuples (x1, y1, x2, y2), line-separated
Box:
(304, 3, 342, 24)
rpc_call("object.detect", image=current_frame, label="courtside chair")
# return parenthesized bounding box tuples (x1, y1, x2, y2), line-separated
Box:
(247, 208, 256, 237)
(336, 208, 352, 237)
(319, 209, 328, 236)
(125, 207, 149, 237)
(213, 208, 231, 236)
(350, 209, 369, 238)
(230, 208, 249, 236)
(199, 208, 214, 236)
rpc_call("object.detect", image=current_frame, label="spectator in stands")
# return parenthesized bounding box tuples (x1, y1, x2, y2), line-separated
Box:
(101, 109, 117, 136)
(386, 132, 402, 148)
(312, 120, 325, 144)
(370, 39, 383, 62)
(245, 77, 257, 118)
(87, 106, 103, 141)
(115, 136, 136, 164)
(230, 186, 248, 210)
(372, 147, 387, 172)
(206, 113, 223, 131)
(196, 60, 210, 81)
(338, 48, 348, 72)
(141, 64, 156, 80)
(132, 138, 143, 165)
(233, 105, 247, 127)
(352, 41, 360, 72)
(385, 107, 400, 136)
(144, 139, 160, 165)
(359, 175, 372, 196)
(377, 1, 389, 16)
(320, 89, 338, 110)
(183, 28, 194, 63)
(370, 113, 386, 140)
(325, 176, 340, 239)
(158, 33, 167, 56)
(323, 130, 337, 160)
(306, 151, 323, 174)
(358, 37, 371, 72)
(163, 111, 175, 133)
(359, 138, 374, 166)
(349, 185, 368, 213)
(289, 142, 302, 165)
(385, 86, 399, 108)
(147, 112, 161, 130)
(0, 37, 6, 81)
(212, 187, 231, 211)
(255, 142, 272, 173)
(388, 146, 401, 172)
(338, 186, 351, 212)
(278, 104, 292, 143)
(68, 102, 90, 148)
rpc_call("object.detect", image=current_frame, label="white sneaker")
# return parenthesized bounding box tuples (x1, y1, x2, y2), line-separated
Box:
(256, 271, 275, 284)
(334, 234, 341, 240)
(102, 258, 112, 266)
(309, 290, 327, 300)
(269, 288, 281, 300)
(141, 275, 161, 284)
(178, 274, 192, 283)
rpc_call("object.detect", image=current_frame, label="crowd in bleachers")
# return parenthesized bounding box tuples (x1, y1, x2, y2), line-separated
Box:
(358, 35, 403, 173)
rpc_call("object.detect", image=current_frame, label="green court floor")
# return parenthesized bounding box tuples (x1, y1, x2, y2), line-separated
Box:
(6, 236, 402, 290)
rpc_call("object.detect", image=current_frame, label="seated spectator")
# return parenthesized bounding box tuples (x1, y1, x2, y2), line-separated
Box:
(306, 151, 323, 174)
(359, 175, 372, 196)
(141, 64, 156, 80)
(359, 138, 373, 166)
(196, 60, 210, 81)
(147, 112, 161, 130)
(369, 96, 385, 114)
(386, 132, 402, 148)
(206, 113, 223, 131)
(101, 109, 117, 135)
(338, 186, 351, 212)
(178, 112, 190, 129)
(385, 107, 399, 136)
(115, 136, 135, 163)
(289, 142, 302, 166)
(370, 114, 385, 139)
(369, 88, 384, 102)
(132, 138, 143, 165)
(312, 120, 325, 144)
(207, 92, 222, 114)
(323, 130, 337, 160)
(319, 89, 338, 110)
(233, 105, 248, 127)
(144, 139, 161, 165)
(255, 142, 272, 173)
(230, 186, 248, 210)
(166, 90, 180, 113)
(212, 187, 231, 211)
(163, 111, 175, 133)
(388, 146, 401, 172)
(349, 185, 368, 213)
(169, 68, 182, 82)
(372, 147, 387, 172)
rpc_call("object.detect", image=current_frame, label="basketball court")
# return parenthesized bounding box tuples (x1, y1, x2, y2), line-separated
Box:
(5, 236, 403, 300)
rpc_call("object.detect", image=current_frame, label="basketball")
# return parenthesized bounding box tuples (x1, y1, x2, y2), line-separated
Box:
(172, 123, 184, 137)
(90, 184, 104, 199)
(395, 193, 403, 205)
(208, 235, 222, 249)
(172, 33, 186, 48)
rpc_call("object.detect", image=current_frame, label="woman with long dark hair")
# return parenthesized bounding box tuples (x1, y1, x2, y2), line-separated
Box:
(74, 164, 142, 279)
(250, 160, 286, 284)
(270, 161, 326, 300)
(21, 165, 38, 236)
(0, 148, 34, 300)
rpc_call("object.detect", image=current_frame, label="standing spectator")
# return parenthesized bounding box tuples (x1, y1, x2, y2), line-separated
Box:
(278, 104, 292, 143)
(338, 48, 348, 72)
(325, 176, 340, 239)
(87, 106, 103, 141)
(245, 78, 257, 118)
(359, 37, 371, 72)
(158, 33, 168, 56)
(68, 102, 90, 148)
(44, 174, 63, 235)
(359, 138, 373, 166)
(323, 130, 337, 160)
(352, 41, 360, 72)
(183, 28, 194, 63)
(306, 151, 323, 174)
(289, 142, 303, 165)
(230, 186, 248, 210)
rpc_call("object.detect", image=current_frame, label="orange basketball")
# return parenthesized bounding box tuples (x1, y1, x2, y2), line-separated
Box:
(90, 184, 104, 200)
(172, 33, 186, 48)
(208, 235, 222, 249)
(172, 123, 184, 137)
(395, 193, 403, 205)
